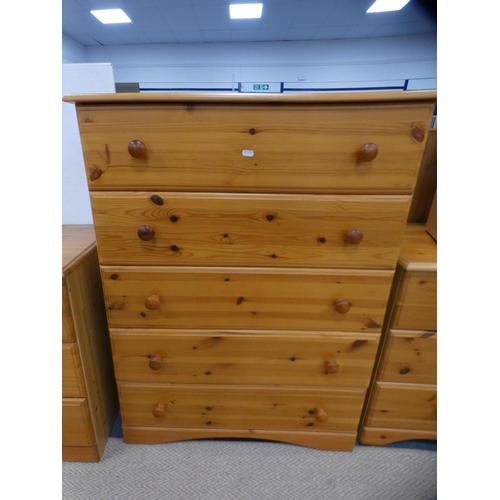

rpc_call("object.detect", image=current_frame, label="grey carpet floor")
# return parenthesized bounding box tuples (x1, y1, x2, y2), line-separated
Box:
(62, 438, 437, 500)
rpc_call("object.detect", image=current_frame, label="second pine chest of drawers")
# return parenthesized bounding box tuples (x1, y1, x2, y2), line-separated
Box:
(65, 90, 436, 451)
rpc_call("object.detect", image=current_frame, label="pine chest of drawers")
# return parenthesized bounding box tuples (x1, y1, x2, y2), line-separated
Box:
(64, 91, 436, 451)
(62, 225, 118, 461)
(359, 224, 437, 445)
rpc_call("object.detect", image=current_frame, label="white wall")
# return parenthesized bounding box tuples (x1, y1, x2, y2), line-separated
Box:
(83, 33, 436, 91)
(62, 34, 436, 223)
(62, 63, 116, 224)
(62, 34, 86, 63)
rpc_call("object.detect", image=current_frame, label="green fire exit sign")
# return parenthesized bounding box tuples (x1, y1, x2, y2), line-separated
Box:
(253, 84, 270, 90)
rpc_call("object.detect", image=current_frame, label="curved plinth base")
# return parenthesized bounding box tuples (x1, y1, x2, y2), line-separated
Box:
(359, 426, 437, 446)
(122, 426, 356, 452)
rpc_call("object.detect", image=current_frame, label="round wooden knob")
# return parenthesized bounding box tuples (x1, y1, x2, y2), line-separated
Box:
(145, 294, 161, 310)
(358, 143, 378, 162)
(153, 404, 166, 418)
(148, 355, 163, 370)
(315, 408, 329, 423)
(138, 225, 155, 241)
(324, 359, 340, 374)
(128, 140, 147, 159)
(334, 299, 351, 314)
(345, 229, 363, 245)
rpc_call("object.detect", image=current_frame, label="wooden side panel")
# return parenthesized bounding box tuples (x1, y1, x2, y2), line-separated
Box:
(407, 129, 437, 223)
(91, 192, 410, 269)
(391, 272, 437, 330)
(110, 329, 380, 387)
(377, 329, 437, 384)
(67, 250, 119, 458)
(101, 267, 394, 332)
(62, 399, 95, 447)
(77, 103, 434, 194)
(118, 383, 366, 433)
(364, 382, 437, 431)
(62, 277, 75, 342)
(62, 343, 86, 397)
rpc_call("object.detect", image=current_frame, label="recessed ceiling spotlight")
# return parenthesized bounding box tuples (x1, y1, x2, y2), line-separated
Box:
(229, 3, 263, 19)
(366, 0, 411, 13)
(90, 9, 132, 24)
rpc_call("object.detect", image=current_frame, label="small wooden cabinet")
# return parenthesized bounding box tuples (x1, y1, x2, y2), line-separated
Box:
(64, 91, 436, 452)
(359, 224, 437, 445)
(62, 225, 119, 462)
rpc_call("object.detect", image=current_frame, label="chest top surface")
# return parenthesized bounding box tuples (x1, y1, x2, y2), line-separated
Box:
(62, 225, 97, 277)
(398, 224, 437, 272)
(63, 90, 437, 105)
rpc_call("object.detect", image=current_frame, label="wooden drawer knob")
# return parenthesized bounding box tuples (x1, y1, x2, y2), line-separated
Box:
(128, 140, 147, 159)
(145, 294, 161, 310)
(138, 225, 155, 241)
(324, 359, 340, 374)
(153, 404, 166, 418)
(345, 229, 363, 245)
(334, 299, 351, 314)
(315, 408, 329, 423)
(358, 143, 378, 162)
(149, 355, 163, 370)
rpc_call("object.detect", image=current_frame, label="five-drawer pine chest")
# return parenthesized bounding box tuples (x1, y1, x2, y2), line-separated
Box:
(64, 90, 437, 451)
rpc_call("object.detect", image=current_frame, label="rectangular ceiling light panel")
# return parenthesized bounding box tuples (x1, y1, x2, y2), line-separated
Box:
(230, 3, 263, 19)
(366, 0, 411, 13)
(91, 9, 132, 24)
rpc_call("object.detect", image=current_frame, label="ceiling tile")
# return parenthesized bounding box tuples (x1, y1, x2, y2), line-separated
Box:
(285, 27, 319, 41)
(62, 0, 437, 47)
(202, 30, 232, 43)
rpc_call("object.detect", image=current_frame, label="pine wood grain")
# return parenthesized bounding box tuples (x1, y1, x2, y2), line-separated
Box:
(62, 343, 86, 397)
(62, 225, 119, 462)
(101, 266, 393, 331)
(397, 224, 437, 272)
(376, 329, 437, 384)
(391, 272, 437, 330)
(62, 399, 95, 447)
(62, 446, 100, 462)
(91, 192, 410, 268)
(122, 426, 356, 451)
(363, 382, 437, 431)
(110, 328, 380, 387)
(64, 90, 437, 104)
(66, 253, 118, 458)
(408, 130, 437, 223)
(76, 102, 434, 194)
(359, 426, 437, 446)
(118, 382, 366, 433)
(62, 225, 97, 276)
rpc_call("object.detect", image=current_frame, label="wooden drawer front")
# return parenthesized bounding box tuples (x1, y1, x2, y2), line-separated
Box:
(364, 382, 437, 431)
(91, 192, 410, 269)
(110, 329, 379, 387)
(77, 103, 433, 194)
(377, 329, 437, 384)
(62, 343, 86, 397)
(62, 398, 95, 447)
(118, 382, 366, 433)
(102, 267, 393, 332)
(391, 271, 437, 330)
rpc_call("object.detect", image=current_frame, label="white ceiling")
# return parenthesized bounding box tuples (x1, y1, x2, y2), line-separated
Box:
(62, 0, 436, 47)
